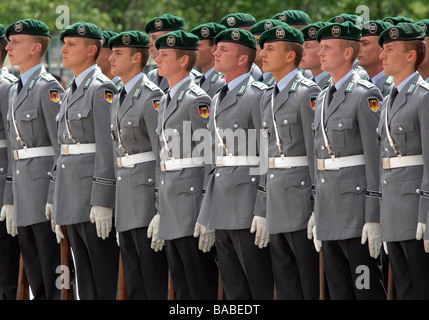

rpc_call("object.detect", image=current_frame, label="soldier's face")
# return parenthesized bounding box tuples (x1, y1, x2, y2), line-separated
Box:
(196, 40, 215, 69)
(6, 35, 35, 66)
(357, 36, 382, 69)
(109, 47, 136, 77)
(98, 47, 113, 75)
(149, 31, 168, 60)
(379, 41, 412, 77)
(300, 40, 321, 70)
(254, 35, 262, 67)
(260, 41, 293, 74)
(213, 42, 241, 74)
(61, 37, 92, 69)
(155, 48, 181, 78)
(318, 39, 346, 73)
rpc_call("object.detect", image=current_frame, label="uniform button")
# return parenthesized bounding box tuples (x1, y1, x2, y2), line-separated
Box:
(26, 114, 30, 119)
(270, 174, 274, 179)
(148, 178, 153, 183)
(61, 164, 65, 169)
(398, 126, 403, 131)
(174, 129, 178, 133)
(190, 187, 195, 192)
(321, 178, 325, 183)
(78, 113, 82, 118)
(117, 176, 122, 181)
(111, 124, 114, 129)
(384, 148, 389, 152)
(233, 123, 238, 128)
(356, 186, 361, 191)
(283, 119, 288, 124)
(0, 168, 3, 172)
(207, 124, 209, 129)
(128, 121, 132, 126)
(301, 181, 305, 186)
(263, 121, 267, 127)
(120, 129, 123, 133)
(16, 170, 20, 175)
(63, 134, 67, 139)
(416, 188, 421, 194)
(383, 180, 387, 185)
(161, 180, 165, 185)
(47, 171, 51, 176)
(215, 173, 220, 177)
(338, 123, 343, 128)
(251, 177, 256, 182)
(321, 146, 325, 150)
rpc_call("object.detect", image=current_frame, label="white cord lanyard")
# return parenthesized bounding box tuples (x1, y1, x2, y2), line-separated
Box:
(115, 98, 129, 155)
(213, 93, 232, 156)
(161, 97, 173, 157)
(319, 92, 335, 158)
(64, 89, 79, 144)
(384, 97, 400, 156)
(11, 88, 27, 148)
(270, 91, 284, 156)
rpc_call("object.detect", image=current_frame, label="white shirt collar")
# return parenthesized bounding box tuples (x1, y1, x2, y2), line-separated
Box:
(276, 69, 299, 92)
(124, 72, 143, 94)
(227, 73, 249, 91)
(396, 71, 419, 93)
(20, 64, 42, 86)
(371, 70, 386, 84)
(169, 75, 191, 98)
(74, 64, 97, 88)
(332, 69, 354, 90)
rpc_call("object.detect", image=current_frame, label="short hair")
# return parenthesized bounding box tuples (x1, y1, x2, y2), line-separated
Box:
(0, 40, 7, 64)
(175, 49, 199, 72)
(402, 40, 426, 70)
(129, 47, 150, 70)
(340, 39, 361, 63)
(84, 38, 102, 61)
(33, 36, 50, 57)
(282, 41, 304, 67)
(236, 45, 256, 71)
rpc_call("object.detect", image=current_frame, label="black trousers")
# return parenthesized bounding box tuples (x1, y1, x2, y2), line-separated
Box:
(215, 229, 274, 300)
(17, 221, 61, 300)
(165, 235, 218, 300)
(322, 237, 386, 300)
(387, 239, 429, 299)
(270, 229, 319, 299)
(67, 221, 119, 300)
(0, 221, 20, 300)
(119, 227, 168, 300)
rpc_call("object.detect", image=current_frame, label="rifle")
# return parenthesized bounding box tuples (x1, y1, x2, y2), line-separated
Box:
(117, 253, 127, 300)
(168, 270, 176, 300)
(16, 253, 29, 300)
(319, 251, 330, 300)
(60, 226, 73, 300)
(387, 262, 396, 300)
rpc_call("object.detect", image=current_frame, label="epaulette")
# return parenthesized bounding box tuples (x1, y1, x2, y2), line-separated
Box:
(191, 68, 202, 78)
(251, 81, 268, 91)
(3, 73, 18, 83)
(189, 85, 206, 96)
(40, 73, 56, 82)
(418, 81, 429, 91)
(357, 79, 373, 89)
(144, 81, 159, 92)
(300, 77, 317, 87)
(96, 74, 110, 83)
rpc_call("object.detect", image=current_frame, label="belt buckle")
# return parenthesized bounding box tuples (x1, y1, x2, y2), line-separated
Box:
(160, 161, 166, 172)
(13, 150, 19, 160)
(268, 157, 275, 169)
(216, 156, 223, 167)
(61, 144, 70, 155)
(116, 157, 123, 168)
(382, 157, 391, 169)
(317, 159, 325, 171)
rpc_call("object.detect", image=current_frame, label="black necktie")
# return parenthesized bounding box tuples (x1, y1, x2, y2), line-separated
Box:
(390, 87, 398, 108)
(218, 84, 228, 103)
(71, 79, 77, 94)
(327, 85, 337, 106)
(17, 78, 23, 95)
(166, 92, 171, 106)
(119, 87, 127, 106)
(199, 74, 206, 86)
(157, 74, 163, 86)
(274, 84, 280, 97)
(367, 77, 373, 83)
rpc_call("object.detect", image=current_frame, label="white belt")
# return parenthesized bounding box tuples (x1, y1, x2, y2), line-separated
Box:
(0, 139, 6, 148)
(317, 154, 365, 171)
(382, 155, 423, 169)
(13, 146, 54, 160)
(216, 156, 260, 167)
(161, 157, 204, 172)
(117, 151, 156, 168)
(61, 143, 96, 155)
(268, 156, 308, 169)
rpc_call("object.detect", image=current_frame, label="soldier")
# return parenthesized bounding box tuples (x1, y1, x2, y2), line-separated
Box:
(311, 21, 386, 299)
(416, 20, 429, 82)
(300, 22, 331, 89)
(2, 19, 63, 299)
(378, 22, 429, 299)
(272, 9, 311, 30)
(0, 24, 20, 300)
(197, 28, 274, 300)
(258, 25, 321, 299)
(98, 30, 121, 87)
(190, 22, 226, 98)
(358, 20, 394, 97)
(108, 30, 168, 300)
(249, 19, 288, 86)
(148, 30, 218, 299)
(219, 13, 263, 81)
(53, 21, 119, 300)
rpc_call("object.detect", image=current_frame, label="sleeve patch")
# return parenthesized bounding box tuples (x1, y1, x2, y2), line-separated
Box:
(49, 90, 60, 103)
(368, 98, 380, 112)
(198, 105, 210, 119)
(310, 97, 317, 111)
(153, 99, 160, 111)
(104, 90, 114, 103)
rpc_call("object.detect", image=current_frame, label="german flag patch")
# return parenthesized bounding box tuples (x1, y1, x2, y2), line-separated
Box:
(104, 90, 114, 103)
(153, 99, 160, 111)
(368, 98, 380, 112)
(199, 105, 210, 119)
(49, 90, 60, 103)
(310, 97, 317, 111)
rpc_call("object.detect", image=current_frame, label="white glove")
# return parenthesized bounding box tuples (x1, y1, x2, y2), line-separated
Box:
(193, 222, 215, 253)
(307, 212, 315, 240)
(116, 232, 120, 247)
(55, 225, 65, 244)
(312, 225, 322, 252)
(89, 206, 113, 240)
(361, 222, 382, 259)
(147, 213, 164, 252)
(0, 204, 17, 237)
(250, 216, 270, 249)
(416, 222, 426, 240)
(45, 203, 56, 233)
(424, 240, 429, 253)
(383, 242, 388, 255)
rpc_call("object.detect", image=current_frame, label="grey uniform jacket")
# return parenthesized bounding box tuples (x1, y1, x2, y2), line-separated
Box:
(111, 74, 163, 232)
(198, 71, 225, 98)
(197, 74, 267, 230)
(6, 66, 64, 226)
(313, 71, 382, 241)
(374, 74, 394, 98)
(53, 67, 117, 225)
(377, 74, 429, 242)
(0, 70, 17, 206)
(156, 78, 211, 240)
(260, 73, 320, 234)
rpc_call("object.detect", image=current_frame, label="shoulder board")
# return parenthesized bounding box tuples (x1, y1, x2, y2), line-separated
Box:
(345, 81, 356, 92)
(210, 72, 220, 83)
(133, 88, 142, 99)
(385, 75, 393, 85)
(251, 81, 268, 91)
(357, 79, 372, 89)
(300, 78, 316, 87)
(189, 85, 205, 96)
(191, 69, 202, 78)
(3, 73, 18, 83)
(40, 73, 56, 82)
(418, 81, 429, 91)
(144, 81, 159, 92)
(96, 74, 110, 83)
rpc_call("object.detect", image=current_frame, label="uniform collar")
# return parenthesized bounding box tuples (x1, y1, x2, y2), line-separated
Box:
(396, 71, 419, 93)
(314, 70, 329, 84)
(227, 72, 249, 91)
(371, 70, 386, 84)
(276, 69, 299, 92)
(203, 67, 215, 79)
(332, 69, 354, 90)
(124, 72, 143, 94)
(74, 64, 97, 88)
(169, 75, 191, 98)
(20, 63, 42, 86)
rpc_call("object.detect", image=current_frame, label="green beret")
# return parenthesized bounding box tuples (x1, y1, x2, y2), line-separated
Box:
(272, 10, 311, 25)
(361, 20, 393, 37)
(214, 28, 257, 50)
(328, 14, 362, 25)
(144, 14, 185, 34)
(60, 21, 102, 42)
(417, 19, 429, 37)
(102, 31, 118, 48)
(250, 19, 289, 35)
(190, 22, 226, 40)
(155, 30, 199, 50)
(316, 21, 362, 42)
(219, 13, 256, 28)
(382, 16, 414, 25)
(378, 22, 425, 47)
(0, 24, 5, 39)
(301, 22, 326, 41)
(109, 30, 149, 49)
(5, 19, 50, 40)
(259, 25, 304, 48)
